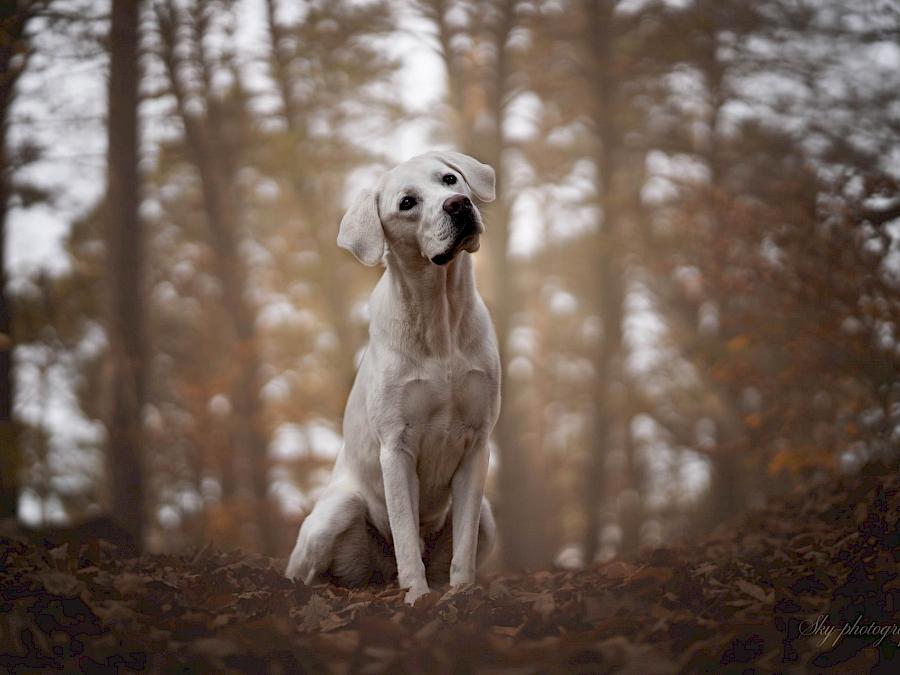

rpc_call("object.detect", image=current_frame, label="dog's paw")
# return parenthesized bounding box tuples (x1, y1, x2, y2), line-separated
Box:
(449, 564, 476, 587)
(284, 555, 306, 582)
(285, 549, 318, 585)
(403, 581, 431, 605)
(446, 580, 476, 596)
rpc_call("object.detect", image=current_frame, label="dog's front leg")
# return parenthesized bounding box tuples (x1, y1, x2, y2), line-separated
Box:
(450, 436, 490, 586)
(380, 443, 429, 604)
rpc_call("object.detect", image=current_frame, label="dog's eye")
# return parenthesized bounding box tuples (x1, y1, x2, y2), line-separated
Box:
(442, 174, 457, 186)
(399, 196, 417, 211)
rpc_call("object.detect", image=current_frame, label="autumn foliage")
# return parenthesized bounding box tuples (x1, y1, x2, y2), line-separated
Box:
(2, 458, 898, 671)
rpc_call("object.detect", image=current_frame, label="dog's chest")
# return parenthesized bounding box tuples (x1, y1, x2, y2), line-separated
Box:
(400, 352, 495, 499)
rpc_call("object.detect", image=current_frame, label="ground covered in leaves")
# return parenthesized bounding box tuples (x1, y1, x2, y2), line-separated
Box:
(2, 461, 898, 673)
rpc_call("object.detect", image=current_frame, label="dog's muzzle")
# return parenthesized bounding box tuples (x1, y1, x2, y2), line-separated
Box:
(431, 195, 483, 266)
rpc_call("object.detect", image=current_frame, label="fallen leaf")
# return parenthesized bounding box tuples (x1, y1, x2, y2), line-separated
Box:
(296, 593, 333, 632)
(600, 561, 636, 580)
(36, 570, 82, 596)
(533, 591, 556, 622)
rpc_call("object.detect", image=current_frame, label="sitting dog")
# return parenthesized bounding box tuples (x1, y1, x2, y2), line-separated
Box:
(285, 151, 500, 604)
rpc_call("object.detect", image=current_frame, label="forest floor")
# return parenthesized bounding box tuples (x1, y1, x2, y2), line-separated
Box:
(1, 461, 898, 674)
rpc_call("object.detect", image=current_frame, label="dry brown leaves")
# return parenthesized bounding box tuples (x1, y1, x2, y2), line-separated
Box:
(1, 461, 898, 673)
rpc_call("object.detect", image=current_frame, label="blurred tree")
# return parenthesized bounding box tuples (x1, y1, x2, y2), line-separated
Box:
(13, 256, 106, 524)
(579, 0, 627, 565)
(154, 0, 276, 553)
(636, 0, 900, 526)
(526, 0, 671, 562)
(0, 0, 50, 520)
(627, 0, 771, 526)
(104, 0, 146, 546)
(262, 0, 399, 394)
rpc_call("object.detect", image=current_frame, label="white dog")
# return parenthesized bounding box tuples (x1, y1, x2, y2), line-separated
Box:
(285, 151, 500, 604)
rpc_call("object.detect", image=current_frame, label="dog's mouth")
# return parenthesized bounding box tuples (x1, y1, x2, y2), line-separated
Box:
(430, 220, 482, 266)
(431, 233, 480, 265)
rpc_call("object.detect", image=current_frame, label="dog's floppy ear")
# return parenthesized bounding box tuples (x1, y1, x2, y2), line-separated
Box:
(338, 189, 384, 266)
(439, 151, 496, 203)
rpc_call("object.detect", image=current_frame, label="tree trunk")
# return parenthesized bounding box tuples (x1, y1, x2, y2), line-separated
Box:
(0, 109, 16, 518)
(105, 0, 146, 546)
(583, 0, 625, 564)
(0, 164, 14, 519)
(485, 116, 550, 567)
(0, 2, 38, 520)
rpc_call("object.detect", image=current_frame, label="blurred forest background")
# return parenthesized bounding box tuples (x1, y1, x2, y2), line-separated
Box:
(1, 0, 898, 570)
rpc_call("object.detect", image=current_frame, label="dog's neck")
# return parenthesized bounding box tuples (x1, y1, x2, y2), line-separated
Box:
(381, 249, 478, 356)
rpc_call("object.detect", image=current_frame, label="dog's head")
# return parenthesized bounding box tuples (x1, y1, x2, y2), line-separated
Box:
(337, 151, 496, 267)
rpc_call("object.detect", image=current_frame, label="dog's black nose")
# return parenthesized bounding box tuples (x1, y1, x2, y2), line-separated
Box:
(443, 194, 472, 216)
